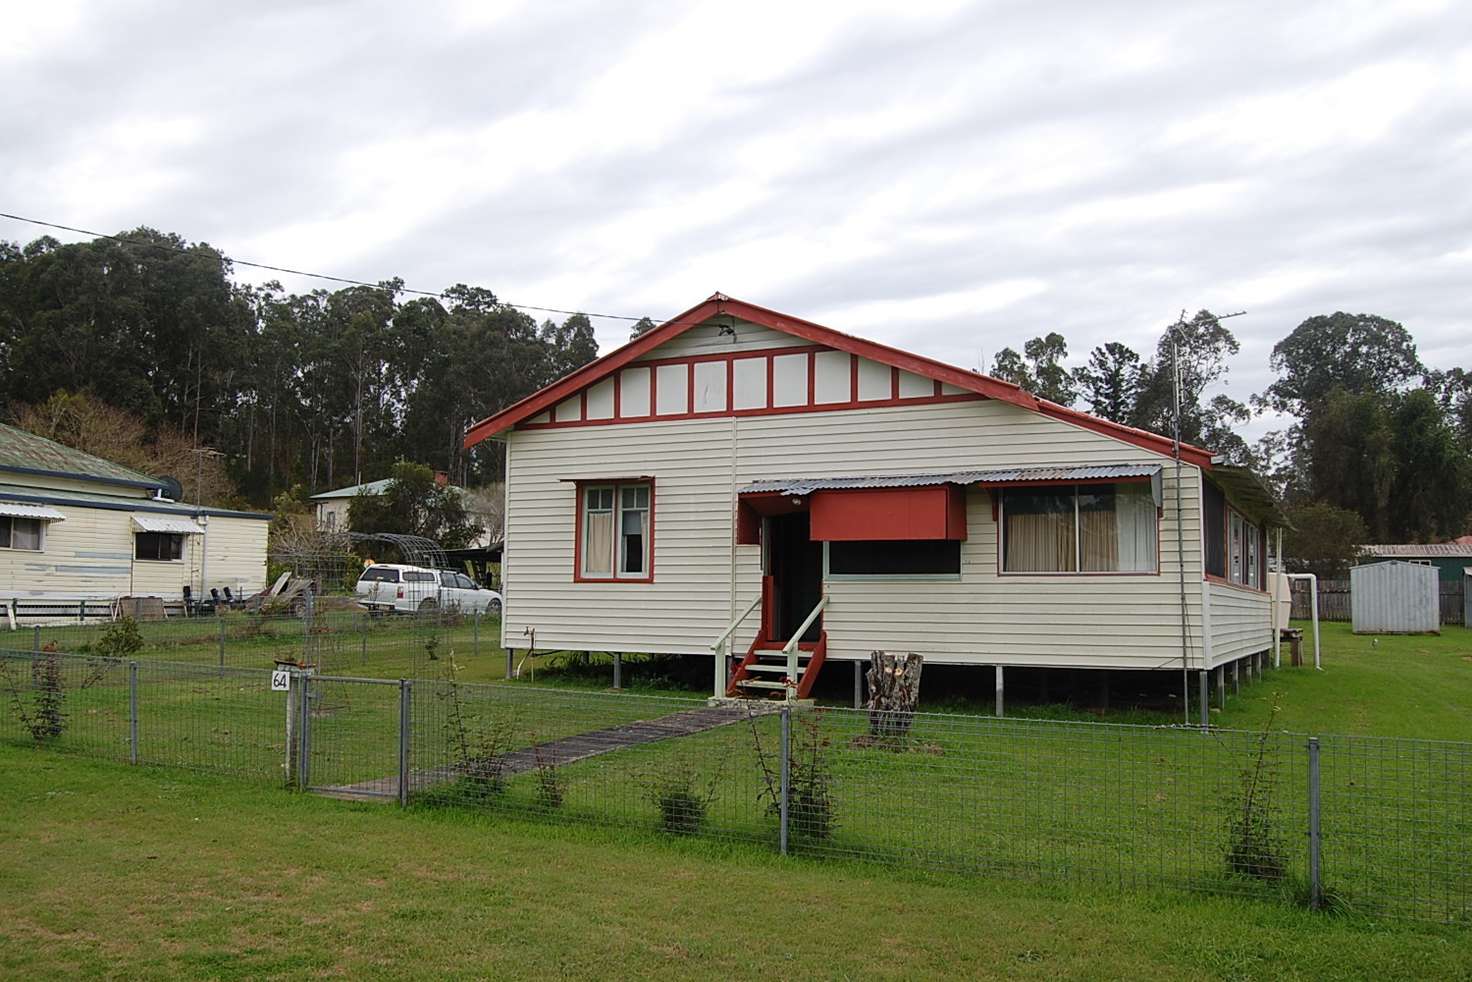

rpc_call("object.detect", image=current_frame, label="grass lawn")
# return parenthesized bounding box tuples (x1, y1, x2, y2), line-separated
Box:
(1, 746, 1468, 981)
(1215, 621, 1472, 740)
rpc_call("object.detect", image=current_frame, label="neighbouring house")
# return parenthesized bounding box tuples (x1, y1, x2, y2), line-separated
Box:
(1359, 543, 1472, 582)
(310, 474, 502, 549)
(0, 423, 270, 623)
(462, 294, 1287, 704)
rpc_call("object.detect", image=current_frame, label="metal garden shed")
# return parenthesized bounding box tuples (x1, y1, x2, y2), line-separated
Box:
(1350, 561, 1439, 635)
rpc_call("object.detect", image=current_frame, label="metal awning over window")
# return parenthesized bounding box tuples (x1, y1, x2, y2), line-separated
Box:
(741, 463, 1162, 497)
(0, 501, 66, 521)
(130, 514, 204, 535)
(810, 485, 968, 542)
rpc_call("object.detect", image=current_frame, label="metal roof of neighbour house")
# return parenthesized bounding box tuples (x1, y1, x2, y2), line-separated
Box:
(741, 463, 1164, 497)
(310, 479, 396, 500)
(1362, 543, 1472, 558)
(0, 422, 166, 490)
(461, 294, 1218, 469)
(0, 483, 271, 521)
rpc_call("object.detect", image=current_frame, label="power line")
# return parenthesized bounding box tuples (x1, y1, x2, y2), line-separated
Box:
(0, 210, 658, 325)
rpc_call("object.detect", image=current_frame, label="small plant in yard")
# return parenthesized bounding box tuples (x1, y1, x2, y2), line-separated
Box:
(749, 708, 838, 842)
(440, 657, 511, 801)
(423, 633, 441, 661)
(1225, 694, 1287, 882)
(0, 642, 114, 743)
(94, 616, 144, 660)
(644, 761, 721, 835)
(533, 746, 566, 811)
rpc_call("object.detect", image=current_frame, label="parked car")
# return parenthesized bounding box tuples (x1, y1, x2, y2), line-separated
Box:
(355, 563, 503, 615)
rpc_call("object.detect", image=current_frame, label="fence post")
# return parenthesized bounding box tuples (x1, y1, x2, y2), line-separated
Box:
(361, 613, 368, 667)
(32, 625, 40, 654)
(217, 617, 226, 677)
(128, 661, 139, 765)
(613, 652, 622, 690)
(298, 670, 313, 791)
(779, 705, 791, 856)
(473, 612, 481, 660)
(398, 679, 412, 807)
(1307, 736, 1322, 910)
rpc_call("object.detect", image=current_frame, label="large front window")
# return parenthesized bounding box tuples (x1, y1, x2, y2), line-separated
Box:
(579, 481, 652, 580)
(1002, 483, 1157, 573)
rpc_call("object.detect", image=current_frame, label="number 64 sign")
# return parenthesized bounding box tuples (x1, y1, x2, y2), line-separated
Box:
(271, 669, 291, 692)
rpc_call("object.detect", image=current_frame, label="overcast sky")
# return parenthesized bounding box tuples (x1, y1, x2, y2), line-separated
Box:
(4, 0, 1470, 438)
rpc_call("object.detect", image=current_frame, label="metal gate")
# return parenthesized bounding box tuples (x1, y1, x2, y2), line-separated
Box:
(286, 671, 409, 802)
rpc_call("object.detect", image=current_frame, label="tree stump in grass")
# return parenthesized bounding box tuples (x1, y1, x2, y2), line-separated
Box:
(865, 651, 922, 739)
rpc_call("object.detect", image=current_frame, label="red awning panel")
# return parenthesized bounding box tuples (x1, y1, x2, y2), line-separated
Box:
(809, 485, 966, 542)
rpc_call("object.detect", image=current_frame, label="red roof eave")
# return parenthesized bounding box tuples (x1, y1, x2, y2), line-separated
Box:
(461, 293, 1215, 469)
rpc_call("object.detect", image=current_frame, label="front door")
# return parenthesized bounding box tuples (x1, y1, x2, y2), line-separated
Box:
(767, 512, 823, 643)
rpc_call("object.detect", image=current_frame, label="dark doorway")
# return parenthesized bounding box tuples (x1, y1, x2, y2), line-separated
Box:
(767, 512, 823, 643)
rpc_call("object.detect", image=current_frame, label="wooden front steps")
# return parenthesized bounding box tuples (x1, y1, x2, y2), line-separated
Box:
(727, 632, 828, 700)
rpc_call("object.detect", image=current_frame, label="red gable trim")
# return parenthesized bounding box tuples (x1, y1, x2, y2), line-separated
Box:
(461, 293, 1215, 469)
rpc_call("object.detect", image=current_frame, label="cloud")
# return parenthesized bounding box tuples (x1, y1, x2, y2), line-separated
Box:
(3, 0, 1470, 448)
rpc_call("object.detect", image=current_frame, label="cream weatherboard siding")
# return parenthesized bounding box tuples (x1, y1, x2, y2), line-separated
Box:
(1204, 580, 1273, 666)
(503, 396, 1218, 670)
(0, 502, 133, 597)
(0, 499, 268, 601)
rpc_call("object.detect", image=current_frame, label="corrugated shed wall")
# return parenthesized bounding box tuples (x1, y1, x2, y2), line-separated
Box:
(1350, 561, 1439, 634)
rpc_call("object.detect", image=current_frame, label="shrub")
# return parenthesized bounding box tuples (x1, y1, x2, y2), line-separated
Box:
(749, 708, 838, 843)
(534, 747, 566, 811)
(644, 763, 714, 835)
(1225, 696, 1286, 881)
(95, 617, 144, 660)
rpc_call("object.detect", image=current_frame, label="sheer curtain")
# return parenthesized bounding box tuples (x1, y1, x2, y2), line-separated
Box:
(1004, 491, 1076, 571)
(583, 488, 613, 575)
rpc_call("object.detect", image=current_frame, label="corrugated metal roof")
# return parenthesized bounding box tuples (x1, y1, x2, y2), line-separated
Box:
(0, 484, 271, 521)
(131, 514, 205, 535)
(0, 422, 165, 488)
(310, 479, 396, 500)
(0, 501, 67, 521)
(1363, 543, 1472, 558)
(741, 463, 1161, 496)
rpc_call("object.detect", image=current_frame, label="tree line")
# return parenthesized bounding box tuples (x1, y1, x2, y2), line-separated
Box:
(2, 227, 1468, 567)
(987, 312, 1472, 571)
(0, 228, 600, 506)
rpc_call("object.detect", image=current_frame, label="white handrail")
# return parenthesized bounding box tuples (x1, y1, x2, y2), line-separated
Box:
(709, 594, 762, 652)
(710, 594, 762, 698)
(782, 595, 828, 700)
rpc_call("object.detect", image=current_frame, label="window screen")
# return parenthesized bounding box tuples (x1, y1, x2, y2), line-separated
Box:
(828, 539, 961, 576)
(1202, 482, 1226, 578)
(1, 517, 44, 551)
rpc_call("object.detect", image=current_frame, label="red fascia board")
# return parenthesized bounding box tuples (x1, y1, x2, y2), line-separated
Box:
(463, 294, 1217, 469)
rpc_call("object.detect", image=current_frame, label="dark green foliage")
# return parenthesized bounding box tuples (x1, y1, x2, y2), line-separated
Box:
(347, 461, 484, 548)
(1283, 502, 1369, 578)
(1265, 312, 1422, 414)
(991, 334, 1075, 405)
(749, 710, 838, 843)
(0, 230, 600, 501)
(1073, 342, 1143, 423)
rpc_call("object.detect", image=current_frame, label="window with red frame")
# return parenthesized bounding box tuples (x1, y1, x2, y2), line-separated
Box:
(580, 482, 651, 580)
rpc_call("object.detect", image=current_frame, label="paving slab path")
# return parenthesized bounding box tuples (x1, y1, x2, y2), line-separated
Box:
(319, 701, 772, 801)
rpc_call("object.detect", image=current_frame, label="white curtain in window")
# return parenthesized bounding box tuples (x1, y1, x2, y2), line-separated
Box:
(584, 510, 613, 575)
(1115, 485, 1157, 572)
(1004, 492, 1076, 572)
(11, 518, 42, 551)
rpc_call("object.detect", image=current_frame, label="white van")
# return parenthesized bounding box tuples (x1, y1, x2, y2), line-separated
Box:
(355, 564, 502, 615)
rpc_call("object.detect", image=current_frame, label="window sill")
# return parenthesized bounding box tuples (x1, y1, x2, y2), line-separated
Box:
(574, 574, 655, 584)
(0, 547, 44, 553)
(999, 569, 1160, 577)
(1205, 574, 1268, 595)
(134, 558, 185, 564)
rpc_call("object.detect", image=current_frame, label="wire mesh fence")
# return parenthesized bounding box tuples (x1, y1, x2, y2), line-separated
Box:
(2, 647, 1469, 924)
(11, 603, 504, 681)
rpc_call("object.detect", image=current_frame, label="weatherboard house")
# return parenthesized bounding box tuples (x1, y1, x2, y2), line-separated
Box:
(0, 423, 270, 623)
(464, 295, 1285, 704)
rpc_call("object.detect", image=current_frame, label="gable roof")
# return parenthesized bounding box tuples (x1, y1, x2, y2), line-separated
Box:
(310, 479, 396, 500)
(1363, 543, 1472, 559)
(462, 294, 1215, 468)
(0, 422, 167, 491)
